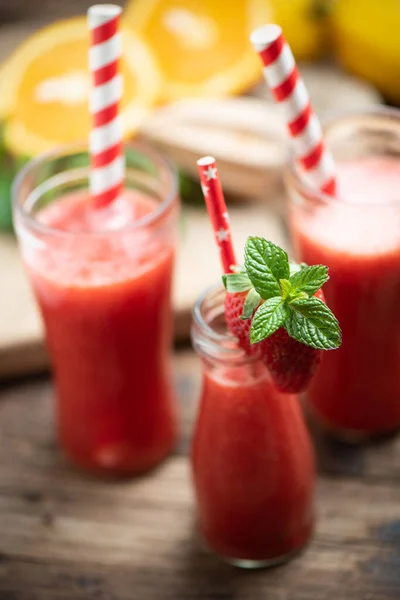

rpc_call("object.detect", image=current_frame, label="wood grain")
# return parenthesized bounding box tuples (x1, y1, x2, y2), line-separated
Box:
(0, 351, 399, 599)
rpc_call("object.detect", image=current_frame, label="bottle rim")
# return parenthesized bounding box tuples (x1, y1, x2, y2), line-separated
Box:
(191, 283, 259, 364)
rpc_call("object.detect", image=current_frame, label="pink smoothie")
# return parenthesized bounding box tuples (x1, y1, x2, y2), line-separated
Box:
(24, 190, 178, 475)
(291, 157, 400, 436)
(191, 361, 315, 563)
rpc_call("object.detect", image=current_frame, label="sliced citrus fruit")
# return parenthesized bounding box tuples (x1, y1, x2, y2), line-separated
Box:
(0, 17, 162, 156)
(332, 0, 400, 103)
(124, 0, 270, 101)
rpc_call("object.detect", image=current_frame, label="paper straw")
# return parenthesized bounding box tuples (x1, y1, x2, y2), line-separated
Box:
(250, 24, 336, 195)
(197, 157, 236, 274)
(88, 4, 124, 208)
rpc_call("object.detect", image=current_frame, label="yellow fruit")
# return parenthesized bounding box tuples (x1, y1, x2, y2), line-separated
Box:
(332, 0, 400, 104)
(269, 0, 331, 61)
(0, 17, 162, 156)
(124, 0, 271, 101)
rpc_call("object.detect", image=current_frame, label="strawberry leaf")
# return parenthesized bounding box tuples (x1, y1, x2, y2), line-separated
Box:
(241, 288, 261, 320)
(222, 272, 252, 293)
(250, 297, 288, 344)
(244, 237, 290, 300)
(289, 265, 329, 297)
(285, 297, 341, 350)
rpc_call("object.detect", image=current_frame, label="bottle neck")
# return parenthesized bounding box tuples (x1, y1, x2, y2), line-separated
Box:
(191, 284, 260, 367)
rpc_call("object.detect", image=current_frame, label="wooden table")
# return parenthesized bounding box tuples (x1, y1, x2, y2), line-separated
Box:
(0, 351, 400, 599)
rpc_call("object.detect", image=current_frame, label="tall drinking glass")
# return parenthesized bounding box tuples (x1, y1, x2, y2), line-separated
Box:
(13, 142, 179, 475)
(287, 108, 400, 440)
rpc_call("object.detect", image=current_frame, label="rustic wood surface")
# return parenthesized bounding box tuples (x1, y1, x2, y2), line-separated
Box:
(0, 350, 399, 599)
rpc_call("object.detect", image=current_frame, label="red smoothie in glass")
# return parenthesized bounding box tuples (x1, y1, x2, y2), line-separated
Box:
(291, 157, 400, 436)
(27, 190, 177, 475)
(191, 356, 315, 564)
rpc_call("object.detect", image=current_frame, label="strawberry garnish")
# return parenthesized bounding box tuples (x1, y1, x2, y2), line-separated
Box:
(223, 238, 341, 394)
(224, 291, 261, 356)
(260, 329, 321, 393)
(225, 289, 321, 392)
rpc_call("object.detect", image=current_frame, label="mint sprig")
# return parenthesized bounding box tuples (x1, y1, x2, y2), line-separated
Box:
(250, 298, 288, 343)
(242, 288, 261, 319)
(244, 237, 290, 299)
(289, 265, 329, 297)
(286, 296, 341, 350)
(223, 237, 341, 351)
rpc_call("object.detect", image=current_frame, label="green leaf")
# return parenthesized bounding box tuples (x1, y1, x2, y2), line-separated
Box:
(250, 297, 288, 344)
(285, 297, 341, 350)
(125, 147, 158, 175)
(65, 152, 89, 169)
(178, 171, 204, 206)
(241, 288, 261, 320)
(244, 237, 290, 300)
(289, 261, 307, 277)
(222, 272, 253, 293)
(231, 264, 246, 274)
(0, 177, 12, 230)
(290, 265, 329, 296)
(279, 278, 291, 299)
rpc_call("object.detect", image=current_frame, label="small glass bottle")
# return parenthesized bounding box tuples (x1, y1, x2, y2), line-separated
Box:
(191, 284, 315, 568)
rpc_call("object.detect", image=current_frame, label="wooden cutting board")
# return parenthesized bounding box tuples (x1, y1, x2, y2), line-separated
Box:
(0, 203, 287, 378)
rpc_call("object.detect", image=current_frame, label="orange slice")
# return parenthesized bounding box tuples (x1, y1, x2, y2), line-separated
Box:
(0, 17, 162, 156)
(124, 0, 270, 101)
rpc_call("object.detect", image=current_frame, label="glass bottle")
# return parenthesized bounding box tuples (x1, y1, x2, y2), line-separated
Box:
(191, 284, 315, 568)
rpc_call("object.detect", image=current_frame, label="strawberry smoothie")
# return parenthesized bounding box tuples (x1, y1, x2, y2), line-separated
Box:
(15, 153, 179, 476)
(290, 156, 400, 436)
(191, 287, 315, 566)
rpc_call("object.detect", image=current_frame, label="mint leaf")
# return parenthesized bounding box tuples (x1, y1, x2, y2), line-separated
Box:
(241, 288, 261, 320)
(285, 297, 341, 350)
(279, 278, 291, 299)
(222, 272, 252, 293)
(290, 265, 329, 296)
(289, 261, 307, 277)
(244, 237, 290, 300)
(250, 297, 288, 344)
(231, 265, 245, 274)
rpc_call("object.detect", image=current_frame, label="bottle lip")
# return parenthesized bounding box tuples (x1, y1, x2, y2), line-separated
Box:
(285, 105, 400, 209)
(191, 283, 258, 364)
(12, 140, 178, 238)
(192, 283, 233, 344)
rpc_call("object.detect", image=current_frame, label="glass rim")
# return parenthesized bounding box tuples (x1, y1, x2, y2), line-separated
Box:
(285, 105, 400, 208)
(12, 140, 179, 238)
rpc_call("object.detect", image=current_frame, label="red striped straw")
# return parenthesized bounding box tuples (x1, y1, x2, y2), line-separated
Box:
(250, 24, 336, 196)
(197, 156, 236, 274)
(88, 4, 124, 208)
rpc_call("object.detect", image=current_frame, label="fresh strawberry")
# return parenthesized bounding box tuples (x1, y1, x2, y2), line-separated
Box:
(260, 289, 325, 393)
(225, 289, 322, 393)
(223, 238, 341, 396)
(224, 291, 260, 356)
(259, 328, 321, 393)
